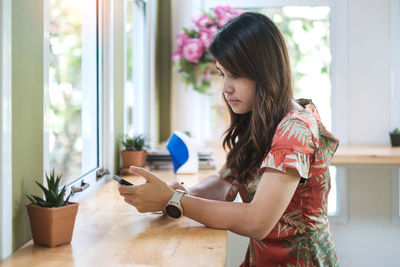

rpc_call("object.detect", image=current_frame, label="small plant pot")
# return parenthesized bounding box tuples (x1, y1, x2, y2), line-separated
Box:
(390, 134, 400, 147)
(26, 202, 79, 247)
(121, 150, 147, 168)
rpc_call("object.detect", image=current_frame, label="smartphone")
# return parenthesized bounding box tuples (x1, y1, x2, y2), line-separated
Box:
(113, 175, 134, 186)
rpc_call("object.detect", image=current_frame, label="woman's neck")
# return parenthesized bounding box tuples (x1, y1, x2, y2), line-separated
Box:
(290, 99, 304, 111)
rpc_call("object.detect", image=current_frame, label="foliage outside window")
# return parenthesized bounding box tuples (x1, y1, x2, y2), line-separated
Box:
(47, 0, 98, 185)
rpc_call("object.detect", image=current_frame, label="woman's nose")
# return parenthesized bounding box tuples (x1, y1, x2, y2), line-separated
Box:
(222, 82, 234, 94)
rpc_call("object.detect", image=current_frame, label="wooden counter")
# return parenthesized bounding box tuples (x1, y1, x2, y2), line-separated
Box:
(331, 145, 400, 166)
(0, 169, 227, 267)
(3, 145, 398, 266)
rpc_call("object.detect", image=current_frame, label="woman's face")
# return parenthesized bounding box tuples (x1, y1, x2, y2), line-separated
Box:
(216, 62, 256, 114)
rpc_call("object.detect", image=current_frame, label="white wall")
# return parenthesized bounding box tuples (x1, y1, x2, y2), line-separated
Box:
(171, 0, 400, 266)
(331, 0, 400, 266)
(348, 0, 392, 145)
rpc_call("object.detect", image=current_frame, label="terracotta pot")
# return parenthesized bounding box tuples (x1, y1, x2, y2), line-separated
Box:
(26, 202, 79, 247)
(121, 150, 147, 168)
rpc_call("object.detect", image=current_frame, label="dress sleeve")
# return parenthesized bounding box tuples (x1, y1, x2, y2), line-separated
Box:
(260, 117, 316, 179)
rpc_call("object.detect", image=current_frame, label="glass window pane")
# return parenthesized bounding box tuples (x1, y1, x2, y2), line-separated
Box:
(328, 166, 338, 215)
(47, 0, 98, 185)
(254, 6, 332, 130)
(125, 0, 147, 136)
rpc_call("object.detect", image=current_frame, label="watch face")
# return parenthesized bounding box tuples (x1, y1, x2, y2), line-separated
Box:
(165, 205, 181, 218)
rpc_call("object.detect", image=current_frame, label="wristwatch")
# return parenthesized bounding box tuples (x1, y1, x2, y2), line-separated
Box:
(165, 189, 186, 218)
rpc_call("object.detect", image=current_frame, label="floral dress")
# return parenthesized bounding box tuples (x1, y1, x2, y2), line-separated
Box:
(222, 99, 339, 267)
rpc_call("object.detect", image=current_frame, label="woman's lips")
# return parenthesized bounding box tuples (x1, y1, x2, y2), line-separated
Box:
(228, 99, 240, 105)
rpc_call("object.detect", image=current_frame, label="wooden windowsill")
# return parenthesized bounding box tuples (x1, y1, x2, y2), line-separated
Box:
(1, 169, 227, 266)
(331, 145, 400, 166)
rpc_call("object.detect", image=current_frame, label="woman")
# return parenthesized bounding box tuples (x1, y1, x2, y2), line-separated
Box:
(119, 12, 339, 266)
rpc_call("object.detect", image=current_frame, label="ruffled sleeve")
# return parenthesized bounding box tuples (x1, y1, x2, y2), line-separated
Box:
(260, 117, 316, 179)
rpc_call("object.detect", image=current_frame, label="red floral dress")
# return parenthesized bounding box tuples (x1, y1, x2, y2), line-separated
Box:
(222, 100, 339, 267)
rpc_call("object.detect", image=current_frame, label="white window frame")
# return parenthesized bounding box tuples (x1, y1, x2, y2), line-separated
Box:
(43, 0, 108, 202)
(203, 0, 349, 223)
(101, 0, 116, 178)
(390, 0, 400, 225)
(0, 0, 13, 260)
(124, 0, 155, 141)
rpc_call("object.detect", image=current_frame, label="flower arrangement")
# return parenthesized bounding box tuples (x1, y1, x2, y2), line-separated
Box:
(172, 5, 244, 94)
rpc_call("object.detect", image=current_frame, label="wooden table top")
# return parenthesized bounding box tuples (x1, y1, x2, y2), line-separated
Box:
(1, 170, 227, 267)
(331, 145, 400, 165)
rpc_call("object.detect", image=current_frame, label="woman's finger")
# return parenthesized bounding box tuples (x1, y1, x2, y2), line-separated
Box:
(119, 185, 135, 194)
(130, 166, 160, 183)
(124, 198, 136, 206)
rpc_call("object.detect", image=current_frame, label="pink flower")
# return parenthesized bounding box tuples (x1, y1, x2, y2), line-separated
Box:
(199, 28, 214, 49)
(176, 32, 189, 48)
(182, 38, 204, 63)
(193, 14, 214, 28)
(214, 5, 233, 17)
(209, 25, 218, 35)
(172, 50, 181, 62)
(217, 12, 237, 27)
(234, 9, 246, 15)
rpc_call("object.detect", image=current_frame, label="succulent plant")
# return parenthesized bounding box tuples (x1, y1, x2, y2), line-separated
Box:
(122, 134, 148, 151)
(26, 170, 70, 208)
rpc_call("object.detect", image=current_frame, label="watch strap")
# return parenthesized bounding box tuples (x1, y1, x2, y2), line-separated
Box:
(170, 189, 185, 204)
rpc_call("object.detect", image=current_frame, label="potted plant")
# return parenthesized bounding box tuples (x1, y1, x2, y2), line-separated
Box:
(26, 170, 79, 247)
(121, 134, 149, 168)
(390, 128, 400, 147)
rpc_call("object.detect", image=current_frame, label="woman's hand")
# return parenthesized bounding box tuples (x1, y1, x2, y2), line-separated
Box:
(168, 180, 190, 194)
(118, 166, 174, 213)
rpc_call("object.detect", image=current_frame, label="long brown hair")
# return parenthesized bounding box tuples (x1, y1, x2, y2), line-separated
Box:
(209, 12, 293, 182)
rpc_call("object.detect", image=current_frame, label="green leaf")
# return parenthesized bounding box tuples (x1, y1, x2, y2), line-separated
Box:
(64, 192, 71, 205)
(196, 62, 209, 78)
(32, 195, 46, 204)
(35, 181, 52, 201)
(26, 195, 37, 205)
(37, 200, 51, 208)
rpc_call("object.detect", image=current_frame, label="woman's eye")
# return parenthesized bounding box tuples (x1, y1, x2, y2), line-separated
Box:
(218, 72, 225, 78)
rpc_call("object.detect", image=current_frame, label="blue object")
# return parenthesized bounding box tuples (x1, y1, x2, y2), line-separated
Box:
(166, 131, 198, 174)
(167, 133, 189, 173)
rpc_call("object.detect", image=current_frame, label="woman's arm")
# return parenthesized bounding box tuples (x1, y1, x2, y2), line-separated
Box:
(171, 165, 231, 201)
(119, 166, 300, 241)
(181, 168, 300, 240)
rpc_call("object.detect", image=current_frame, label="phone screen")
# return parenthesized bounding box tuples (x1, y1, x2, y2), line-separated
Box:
(113, 175, 133, 186)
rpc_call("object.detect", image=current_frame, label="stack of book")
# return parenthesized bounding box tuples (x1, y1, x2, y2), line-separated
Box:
(146, 147, 216, 170)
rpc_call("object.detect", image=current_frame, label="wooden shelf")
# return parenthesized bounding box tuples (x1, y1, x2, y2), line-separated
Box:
(2, 169, 227, 266)
(331, 146, 400, 166)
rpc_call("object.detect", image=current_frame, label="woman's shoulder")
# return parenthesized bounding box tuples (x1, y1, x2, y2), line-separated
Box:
(278, 99, 320, 136)
(274, 99, 339, 154)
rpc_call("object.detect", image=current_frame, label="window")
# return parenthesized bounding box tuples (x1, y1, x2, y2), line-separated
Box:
(390, 0, 400, 224)
(0, 0, 12, 259)
(44, 0, 100, 192)
(253, 6, 332, 128)
(204, 0, 348, 220)
(392, 169, 400, 224)
(124, 0, 149, 137)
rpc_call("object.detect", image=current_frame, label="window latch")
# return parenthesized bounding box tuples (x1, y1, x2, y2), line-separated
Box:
(96, 168, 110, 181)
(70, 180, 90, 197)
